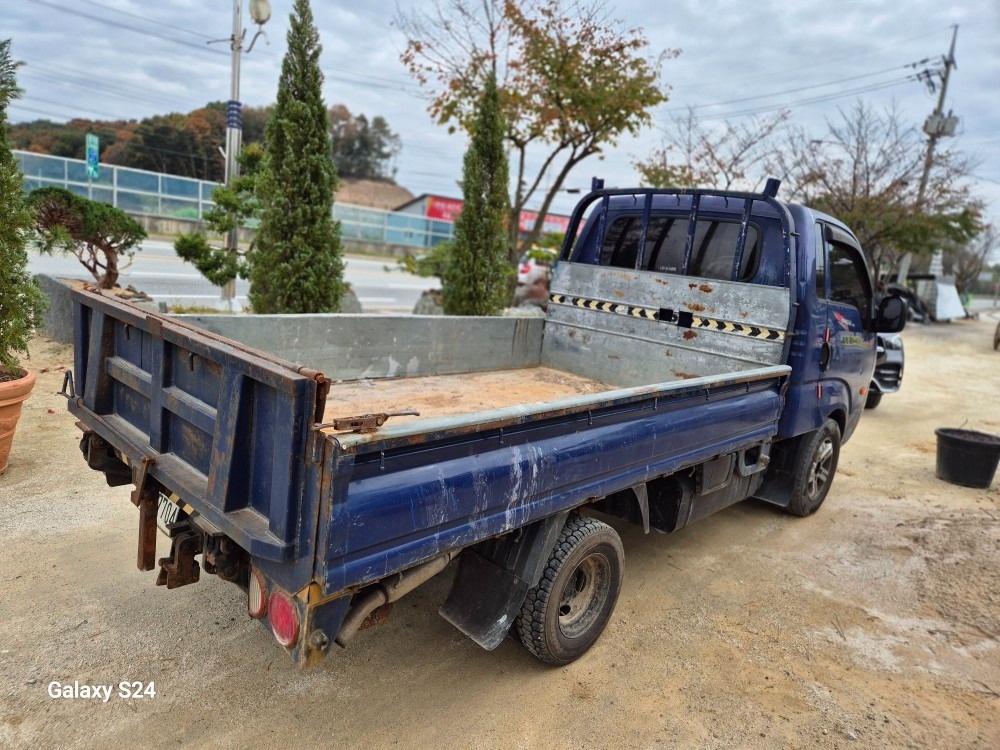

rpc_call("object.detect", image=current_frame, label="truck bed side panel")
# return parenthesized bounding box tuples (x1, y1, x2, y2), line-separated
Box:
(319, 373, 785, 594)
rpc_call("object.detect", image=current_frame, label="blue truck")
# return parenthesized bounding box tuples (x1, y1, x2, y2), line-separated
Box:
(68, 180, 906, 667)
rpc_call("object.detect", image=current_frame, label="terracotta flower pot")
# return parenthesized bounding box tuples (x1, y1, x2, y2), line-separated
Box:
(0, 368, 36, 476)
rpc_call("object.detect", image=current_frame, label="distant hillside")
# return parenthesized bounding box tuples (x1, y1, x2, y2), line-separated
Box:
(337, 179, 414, 210)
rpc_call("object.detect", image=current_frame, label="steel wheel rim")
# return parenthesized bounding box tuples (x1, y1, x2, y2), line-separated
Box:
(557, 552, 611, 639)
(806, 437, 835, 500)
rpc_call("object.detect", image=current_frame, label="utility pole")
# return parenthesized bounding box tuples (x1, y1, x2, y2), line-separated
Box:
(916, 25, 959, 206)
(213, 1, 271, 307)
(221, 0, 244, 307)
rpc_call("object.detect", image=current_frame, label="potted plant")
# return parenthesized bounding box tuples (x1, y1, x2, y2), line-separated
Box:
(0, 39, 47, 475)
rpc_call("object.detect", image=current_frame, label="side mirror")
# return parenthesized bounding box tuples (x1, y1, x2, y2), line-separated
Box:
(875, 295, 906, 333)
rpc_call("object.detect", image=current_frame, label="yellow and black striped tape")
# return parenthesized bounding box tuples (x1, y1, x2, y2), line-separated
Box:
(550, 293, 659, 320)
(162, 490, 196, 516)
(549, 293, 785, 342)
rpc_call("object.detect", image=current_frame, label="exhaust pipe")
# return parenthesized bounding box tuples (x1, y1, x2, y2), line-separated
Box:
(335, 550, 458, 647)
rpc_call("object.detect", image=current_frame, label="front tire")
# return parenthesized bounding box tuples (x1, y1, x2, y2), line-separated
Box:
(516, 516, 624, 665)
(786, 419, 841, 517)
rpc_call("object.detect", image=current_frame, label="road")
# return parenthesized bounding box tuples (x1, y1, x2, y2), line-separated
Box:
(26, 239, 439, 313)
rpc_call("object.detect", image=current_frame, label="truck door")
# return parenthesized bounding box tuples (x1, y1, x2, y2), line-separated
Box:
(815, 222, 876, 429)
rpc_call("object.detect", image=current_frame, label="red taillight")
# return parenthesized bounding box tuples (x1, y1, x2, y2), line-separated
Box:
(248, 567, 268, 619)
(520, 263, 531, 273)
(268, 590, 299, 647)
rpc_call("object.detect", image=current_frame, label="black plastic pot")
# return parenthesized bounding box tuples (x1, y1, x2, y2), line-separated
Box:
(935, 428, 1000, 489)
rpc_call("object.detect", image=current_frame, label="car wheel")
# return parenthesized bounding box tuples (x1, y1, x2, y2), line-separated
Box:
(516, 516, 624, 665)
(786, 419, 841, 517)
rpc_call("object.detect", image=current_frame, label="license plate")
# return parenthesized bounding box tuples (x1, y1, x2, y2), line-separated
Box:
(156, 492, 182, 535)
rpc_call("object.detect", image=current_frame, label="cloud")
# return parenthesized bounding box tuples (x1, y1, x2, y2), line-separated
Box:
(6, 0, 999, 222)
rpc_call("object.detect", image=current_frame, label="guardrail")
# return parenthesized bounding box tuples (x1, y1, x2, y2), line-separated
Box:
(14, 150, 453, 249)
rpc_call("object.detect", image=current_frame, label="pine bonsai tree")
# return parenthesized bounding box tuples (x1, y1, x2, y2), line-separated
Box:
(29, 186, 146, 289)
(247, 0, 345, 313)
(0, 39, 46, 375)
(443, 71, 512, 315)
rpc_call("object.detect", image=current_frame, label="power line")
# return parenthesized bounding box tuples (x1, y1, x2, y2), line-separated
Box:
(670, 25, 951, 93)
(20, 68, 188, 113)
(663, 64, 920, 113)
(667, 76, 916, 123)
(20, 95, 130, 122)
(77, 0, 216, 40)
(28, 0, 227, 57)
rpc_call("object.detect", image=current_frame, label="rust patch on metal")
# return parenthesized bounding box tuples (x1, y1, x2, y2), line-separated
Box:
(156, 530, 203, 588)
(359, 602, 394, 630)
(608, 354, 621, 360)
(613, 289, 625, 299)
(319, 411, 420, 434)
(685, 302, 706, 312)
(740, 311, 749, 318)
(683, 330, 698, 340)
(688, 283, 698, 290)
(672, 371, 699, 380)
(136, 492, 158, 571)
(699, 284, 714, 293)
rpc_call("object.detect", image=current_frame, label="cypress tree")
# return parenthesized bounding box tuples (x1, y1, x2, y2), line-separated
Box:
(443, 71, 512, 315)
(0, 39, 46, 373)
(248, 0, 344, 313)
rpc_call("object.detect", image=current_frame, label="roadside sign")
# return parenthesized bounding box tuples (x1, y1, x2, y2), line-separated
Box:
(86, 133, 99, 179)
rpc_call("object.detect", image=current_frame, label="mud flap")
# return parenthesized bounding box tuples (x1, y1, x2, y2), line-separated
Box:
(439, 510, 569, 650)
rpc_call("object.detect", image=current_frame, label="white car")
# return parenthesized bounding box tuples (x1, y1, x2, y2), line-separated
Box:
(517, 249, 557, 285)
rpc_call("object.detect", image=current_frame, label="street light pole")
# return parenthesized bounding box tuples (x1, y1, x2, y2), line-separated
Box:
(217, 0, 270, 306)
(221, 0, 244, 305)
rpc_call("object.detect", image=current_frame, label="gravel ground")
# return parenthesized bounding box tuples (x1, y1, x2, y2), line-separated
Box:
(1, 313, 998, 749)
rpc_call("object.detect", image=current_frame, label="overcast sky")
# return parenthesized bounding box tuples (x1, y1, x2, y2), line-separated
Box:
(6, 0, 1000, 229)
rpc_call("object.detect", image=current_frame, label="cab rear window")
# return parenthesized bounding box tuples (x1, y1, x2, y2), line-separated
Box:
(598, 215, 759, 282)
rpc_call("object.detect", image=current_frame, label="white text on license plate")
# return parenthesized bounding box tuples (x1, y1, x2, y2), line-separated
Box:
(156, 492, 181, 535)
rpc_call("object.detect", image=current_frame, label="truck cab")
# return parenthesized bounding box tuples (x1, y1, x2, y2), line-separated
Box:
(557, 180, 906, 514)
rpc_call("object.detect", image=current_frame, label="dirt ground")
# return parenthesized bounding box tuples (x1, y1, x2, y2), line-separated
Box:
(1, 313, 998, 749)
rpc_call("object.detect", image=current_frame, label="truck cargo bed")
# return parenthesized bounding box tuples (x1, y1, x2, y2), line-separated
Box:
(323, 366, 609, 427)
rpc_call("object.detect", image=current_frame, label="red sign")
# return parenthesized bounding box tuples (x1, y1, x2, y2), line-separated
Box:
(425, 196, 464, 222)
(423, 195, 570, 236)
(518, 210, 570, 235)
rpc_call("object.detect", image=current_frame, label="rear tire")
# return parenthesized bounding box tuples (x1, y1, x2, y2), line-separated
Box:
(516, 516, 624, 665)
(864, 391, 883, 409)
(786, 419, 841, 517)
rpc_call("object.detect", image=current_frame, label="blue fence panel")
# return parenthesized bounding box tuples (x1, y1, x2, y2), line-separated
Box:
(162, 197, 202, 219)
(116, 192, 159, 215)
(116, 168, 159, 194)
(18, 152, 65, 180)
(14, 151, 456, 248)
(162, 175, 200, 199)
